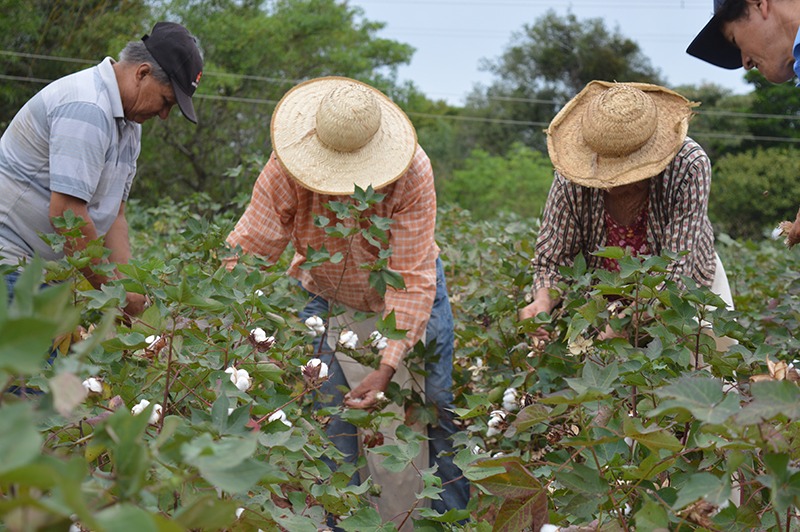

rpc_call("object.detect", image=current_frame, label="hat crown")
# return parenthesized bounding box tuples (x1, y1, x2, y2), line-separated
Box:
(315, 83, 382, 152)
(581, 85, 658, 157)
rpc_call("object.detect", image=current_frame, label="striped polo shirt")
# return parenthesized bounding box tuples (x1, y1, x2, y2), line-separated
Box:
(0, 57, 141, 265)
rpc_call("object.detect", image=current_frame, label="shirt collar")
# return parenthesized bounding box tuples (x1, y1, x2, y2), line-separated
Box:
(97, 56, 125, 119)
(793, 26, 800, 86)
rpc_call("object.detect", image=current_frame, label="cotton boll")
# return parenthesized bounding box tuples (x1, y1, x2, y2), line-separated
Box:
(369, 331, 388, 350)
(268, 409, 292, 427)
(250, 327, 268, 343)
(338, 330, 358, 350)
(304, 315, 326, 336)
(540, 525, 560, 532)
(502, 387, 518, 411)
(82, 377, 103, 394)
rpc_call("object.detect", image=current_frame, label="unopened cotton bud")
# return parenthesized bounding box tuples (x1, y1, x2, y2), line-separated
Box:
(82, 377, 103, 394)
(268, 409, 292, 427)
(338, 330, 358, 350)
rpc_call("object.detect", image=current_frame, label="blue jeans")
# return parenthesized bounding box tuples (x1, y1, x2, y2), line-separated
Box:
(301, 257, 469, 513)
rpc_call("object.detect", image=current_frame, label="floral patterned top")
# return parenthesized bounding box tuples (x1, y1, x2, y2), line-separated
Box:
(600, 197, 652, 272)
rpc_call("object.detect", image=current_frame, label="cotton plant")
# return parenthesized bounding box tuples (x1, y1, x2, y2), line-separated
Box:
(304, 315, 326, 337)
(131, 399, 162, 425)
(225, 366, 252, 392)
(301, 358, 329, 385)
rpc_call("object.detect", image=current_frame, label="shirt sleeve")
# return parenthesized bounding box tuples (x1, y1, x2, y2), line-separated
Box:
(48, 102, 111, 202)
(532, 172, 584, 292)
(379, 148, 438, 369)
(659, 148, 714, 287)
(226, 154, 295, 263)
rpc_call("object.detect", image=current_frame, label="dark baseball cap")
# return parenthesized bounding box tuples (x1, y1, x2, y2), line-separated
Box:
(142, 22, 203, 123)
(686, 0, 743, 69)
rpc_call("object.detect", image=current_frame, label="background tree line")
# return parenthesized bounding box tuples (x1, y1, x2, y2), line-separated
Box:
(2, 0, 800, 239)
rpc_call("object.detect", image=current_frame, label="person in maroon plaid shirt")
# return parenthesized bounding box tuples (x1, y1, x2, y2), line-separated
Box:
(519, 81, 734, 349)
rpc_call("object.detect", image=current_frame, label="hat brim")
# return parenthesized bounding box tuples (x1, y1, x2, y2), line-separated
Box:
(687, 15, 743, 69)
(271, 77, 417, 195)
(172, 81, 197, 124)
(546, 81, 695, 189)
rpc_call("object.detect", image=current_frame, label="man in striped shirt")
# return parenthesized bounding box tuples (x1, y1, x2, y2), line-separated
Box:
(226, 77, 469, 515)
(0, 22, 202, 318)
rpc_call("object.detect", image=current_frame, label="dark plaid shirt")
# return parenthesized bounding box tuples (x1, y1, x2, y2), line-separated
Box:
(533, 138, 716, 292)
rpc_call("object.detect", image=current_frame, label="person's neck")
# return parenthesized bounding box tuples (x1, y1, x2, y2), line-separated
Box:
(603, 181, 650, 226)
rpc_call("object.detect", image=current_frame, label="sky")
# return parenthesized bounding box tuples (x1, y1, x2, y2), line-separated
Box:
(347, 0, 751, 106)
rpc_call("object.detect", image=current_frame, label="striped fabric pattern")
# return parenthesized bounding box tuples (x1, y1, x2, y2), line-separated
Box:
(227, 146, 439, 369)
(533, 138, 716, 292)
(0, 57, 140, 264)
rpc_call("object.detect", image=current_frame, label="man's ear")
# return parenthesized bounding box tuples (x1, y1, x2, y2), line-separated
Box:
(134, 62, 152, 82)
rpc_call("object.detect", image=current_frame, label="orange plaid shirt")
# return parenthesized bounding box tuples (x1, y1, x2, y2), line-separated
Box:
(227, 146, 439, 369)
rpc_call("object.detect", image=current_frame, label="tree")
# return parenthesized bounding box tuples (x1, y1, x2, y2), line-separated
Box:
(135, 0, 416, 204)
(436, 143, 554, 220)
(742, 70, 800, 150)
(709, 146, 800, 239)
(673, 83, 751, 162)
(460, 10, 664, 156)
(0, 0, 150, 129)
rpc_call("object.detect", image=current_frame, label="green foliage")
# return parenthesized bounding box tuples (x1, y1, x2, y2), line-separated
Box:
(709, 146, 800, 239)
(437, 143, 554, 220)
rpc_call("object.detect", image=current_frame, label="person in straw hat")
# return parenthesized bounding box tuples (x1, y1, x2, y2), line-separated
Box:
(519, 81, 735, 354)
(224, 77, 469, 524)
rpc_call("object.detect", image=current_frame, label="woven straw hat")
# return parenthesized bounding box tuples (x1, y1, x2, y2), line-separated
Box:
(546, 81, 697, 189)
(271, 76, 417, 195)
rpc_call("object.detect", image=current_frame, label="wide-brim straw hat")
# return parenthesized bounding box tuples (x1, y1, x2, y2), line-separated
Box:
(546, 81, 697, 189)
(271, 76, 417, 195)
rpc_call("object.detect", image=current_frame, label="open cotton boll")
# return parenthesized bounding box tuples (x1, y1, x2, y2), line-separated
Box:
(502, 387, 518, 411)
(82, 377, 103, 394)
(225, 367, 252, 392)
(131, 399, 162, 424)
(268, 409, 292, 427)
(338, 330, 358, 350)
(250, 327, 268, 343)
(369, 331, 388, 350)
(301, 358, 329, 382)
(540, 525, 560, 532)
(304, 315, 326, 336)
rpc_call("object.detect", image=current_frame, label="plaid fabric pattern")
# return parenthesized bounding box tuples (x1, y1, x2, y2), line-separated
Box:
(533, 138, 716, 292)
(227, 146, 439, 369)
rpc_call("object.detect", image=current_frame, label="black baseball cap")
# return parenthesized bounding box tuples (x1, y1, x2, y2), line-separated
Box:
(686, 0, 743, 69)
(142, 22, 203, 123)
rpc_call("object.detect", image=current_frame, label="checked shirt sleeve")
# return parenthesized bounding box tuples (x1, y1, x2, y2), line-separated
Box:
(379, 149, 438, 369)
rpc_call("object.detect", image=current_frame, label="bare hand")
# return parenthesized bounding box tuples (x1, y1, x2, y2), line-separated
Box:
(519, 299, 553, 346)
(344, 364, 394, 409)
(123, 292, 149, 317)
(787, 206, 800, 247)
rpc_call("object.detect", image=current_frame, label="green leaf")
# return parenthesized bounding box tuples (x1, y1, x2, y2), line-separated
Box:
(95, 503, 181, 532)
(473, 457, 544, 499)
(50, 372, 88, 418)
(339, 507, 396, 531)
(0, 404, 44, 474)
(649, 376, 739, 424)
(512, 404, 551, 432)
(671, 472, 729, 510)
(736, 380, 800, 424)
(623, 418, 683, 452)
(564, 361, 619, 395)
(634, 499, 669, 529)
(554, 463, 607, 495)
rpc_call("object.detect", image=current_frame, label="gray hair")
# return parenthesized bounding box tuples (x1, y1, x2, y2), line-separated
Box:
(119, 41, 170, 85)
